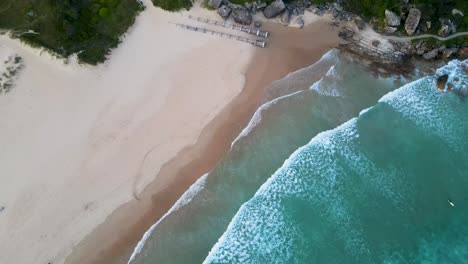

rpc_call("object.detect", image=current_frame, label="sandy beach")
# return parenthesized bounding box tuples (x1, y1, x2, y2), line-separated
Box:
(0, 1, 340, 263)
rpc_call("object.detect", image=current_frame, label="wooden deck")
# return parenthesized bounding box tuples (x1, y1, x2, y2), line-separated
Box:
(175, 23, 266, 48)
(187, 15, 269, 38)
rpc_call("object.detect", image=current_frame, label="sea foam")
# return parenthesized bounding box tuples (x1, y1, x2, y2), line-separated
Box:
(128, 173, 209, 263)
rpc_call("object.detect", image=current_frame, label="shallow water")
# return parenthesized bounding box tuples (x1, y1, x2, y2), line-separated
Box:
(205, 60, 468, 263)
(129, 50, 402, 263)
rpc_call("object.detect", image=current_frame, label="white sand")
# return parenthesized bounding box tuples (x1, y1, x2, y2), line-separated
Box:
(0, 1, 254, 263)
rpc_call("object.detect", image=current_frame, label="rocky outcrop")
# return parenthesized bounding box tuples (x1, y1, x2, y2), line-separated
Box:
(423, 49, 438, 60)
(217, 5, 231, 19)
(436, 74, 448, 90)
(232, 8, 252, 25)
(383, 26, 397, 34)
(289, 16, 304, 29)
(256, 2, 267, 10)
(385, 10, 400, 27)
(263, 0, 286, 18)
(404, 8, 421, 36)
(208, 0, 223, 9)
(438, 19, 455, 37)
(281, 9, 290, 23)
(443, 47, 459, 58)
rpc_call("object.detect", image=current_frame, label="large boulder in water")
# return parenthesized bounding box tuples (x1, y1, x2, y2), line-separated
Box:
(233, 8, 252, 25)
(385, 10, 400, 27)
(404, 8, 421, 35)
(263, 0, 286, 18)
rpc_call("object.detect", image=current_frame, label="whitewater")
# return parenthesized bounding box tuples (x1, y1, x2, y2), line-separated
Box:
(205, 59, 468, 263)
(128, 49, 404, 263)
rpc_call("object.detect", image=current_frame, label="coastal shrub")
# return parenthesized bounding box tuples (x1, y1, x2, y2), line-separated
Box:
(152, 0, 192, 11)
(0, 0, 144, 65)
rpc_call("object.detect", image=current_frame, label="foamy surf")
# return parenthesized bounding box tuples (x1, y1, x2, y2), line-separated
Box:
(127, 49, 402, 264)
(203, 60, 468, 263)
(128, 173, 209, 263)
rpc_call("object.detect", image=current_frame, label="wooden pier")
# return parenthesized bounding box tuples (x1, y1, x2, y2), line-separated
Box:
(187, 15, 269, 38)
(175, 23, 266, 48)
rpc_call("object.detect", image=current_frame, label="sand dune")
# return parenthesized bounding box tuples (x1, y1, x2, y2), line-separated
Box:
(0, 3, 253, 264)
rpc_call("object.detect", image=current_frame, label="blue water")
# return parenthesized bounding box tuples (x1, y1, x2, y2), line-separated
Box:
(129, 50, 402, 263)
(204, 60, 468, 263)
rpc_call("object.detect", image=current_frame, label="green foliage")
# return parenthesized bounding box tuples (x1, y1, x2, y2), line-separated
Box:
(0, 0, 144, 65)
(341, 0, 467, 33)
(152, 0, 192, 11)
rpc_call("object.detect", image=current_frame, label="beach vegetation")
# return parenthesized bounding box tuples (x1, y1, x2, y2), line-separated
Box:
(0, 0, 144, 65)
(152, 0, 193, 11)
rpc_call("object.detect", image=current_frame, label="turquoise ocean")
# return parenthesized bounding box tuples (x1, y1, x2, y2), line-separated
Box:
(129, 51, 468, 264)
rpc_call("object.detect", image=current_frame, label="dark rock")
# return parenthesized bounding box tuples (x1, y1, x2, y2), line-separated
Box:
(436, 74, 448, 90)
(415, 41, 429, 55)
(404, 8, 421, 36)
(281, 9, 290, 23)
(385, 10, 400, 27)
(233, 8, 252, 25)
(263, 0, 286, 18)
(338, 28, 355, 40)
(289, 15, 304, 29)
(254, 20, 262, 28)
(372, 40, 380, 47)
(458, 47, 468, 60)
(217, 5, 232, 19)
(208, 0, 223, 9)
(256, 2, 267, 10)
(423, 49, 438, 60)
(443, 47, 459, 58)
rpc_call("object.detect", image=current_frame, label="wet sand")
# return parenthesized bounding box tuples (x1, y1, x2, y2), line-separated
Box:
(65, 19, 341, 264)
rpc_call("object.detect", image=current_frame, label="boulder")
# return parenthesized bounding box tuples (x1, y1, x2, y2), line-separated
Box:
(289, 16, 304, 29)
(263, 0, 286, 18)
(354, 19, 366, 30)
(414, 41, 429, 55)
(281, 9, 290, 23)
(233, 8, 252, 25)
(458, 47, 468, 60)
(208, 0, 223, 9)
(423, 49, 438, 60)
(383, 26, 398, 34)
(217, 5, 232, 19)
(443, 47, 459, 58)
(436, 74, 448, 90)
(254, 20, 262, 28)
(404, 8, 421, 36)
(385, 10, 400, 27)
(256, 2, 267, 10)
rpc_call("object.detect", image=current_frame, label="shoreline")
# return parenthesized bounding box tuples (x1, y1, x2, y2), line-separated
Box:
(65, 18, 341, 264)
